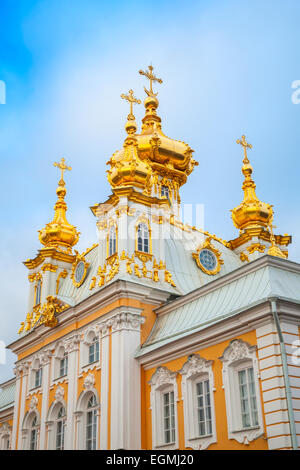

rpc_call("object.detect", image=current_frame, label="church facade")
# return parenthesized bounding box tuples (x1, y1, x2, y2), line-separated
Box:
(1, 66, 300, 451)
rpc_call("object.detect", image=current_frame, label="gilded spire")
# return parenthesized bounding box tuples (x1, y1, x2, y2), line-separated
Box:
(38, 157, 80, 253)
(231, 135, 273, 231)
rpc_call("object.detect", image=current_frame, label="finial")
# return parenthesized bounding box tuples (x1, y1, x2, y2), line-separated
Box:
(38, 157, 79, 252)
(53, 157, 72, 186)
(267, 216, 286, 258)
(236, 135, 252, 164)
(139, 65, 163, 97)
(231, 135, 273, 231)
(121, 89, 141, 119)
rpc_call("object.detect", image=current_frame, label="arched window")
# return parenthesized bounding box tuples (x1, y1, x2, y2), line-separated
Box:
(137, 223, 149, 253)
(108, 226, 117, 257)
(30, 416, 38, 450)
(55, 406, 66, 450)
(35, 279, 42, 306)
(86, 394, 97, 450)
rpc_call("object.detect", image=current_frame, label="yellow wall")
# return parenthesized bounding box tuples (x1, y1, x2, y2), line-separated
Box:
(141, 330, 268, 450)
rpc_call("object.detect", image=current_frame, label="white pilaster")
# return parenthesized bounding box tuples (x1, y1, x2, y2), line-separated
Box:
(110, 310, 144, 450)
(64, 334, 80, 449)
(39, 350, 52, 449)
(11, 366, 22, 450)
(99, 322, 110, 450)
(17, 363, 29, 450)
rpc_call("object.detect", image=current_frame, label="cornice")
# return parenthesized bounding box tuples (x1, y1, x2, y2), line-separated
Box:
(23, 247, 75, 270)
(8, 279, 170, 357)
(137, 301, 274, 368)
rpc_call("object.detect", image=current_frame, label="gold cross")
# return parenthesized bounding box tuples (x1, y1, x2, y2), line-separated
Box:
(139, 65, 163, 96)
(121, 89, 141, 116)
(236, 135, 252, 163)
(53, 157, 72, 182)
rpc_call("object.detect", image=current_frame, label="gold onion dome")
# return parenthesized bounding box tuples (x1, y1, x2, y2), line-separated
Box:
(231, 135, 273, 231)
(107, 66, 198, 193)
(38, 158, 80, 253)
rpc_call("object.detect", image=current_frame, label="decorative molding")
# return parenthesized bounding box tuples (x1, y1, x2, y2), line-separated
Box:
(83, 373, 95, 391)
(64, 334, 81, 353)
(54, 385, 65, 403)
(29, 395, 38, 411)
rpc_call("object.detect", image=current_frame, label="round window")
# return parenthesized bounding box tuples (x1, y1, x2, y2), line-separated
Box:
(199, 249, 217, 272)
(75, 261, 85, 284)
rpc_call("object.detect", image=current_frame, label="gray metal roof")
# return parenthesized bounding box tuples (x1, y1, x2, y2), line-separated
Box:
(137, 258, 300, 356)
(0, 379, 15, 413)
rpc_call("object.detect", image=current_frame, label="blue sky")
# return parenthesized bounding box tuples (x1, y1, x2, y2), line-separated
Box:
(0, 0, 300, 382)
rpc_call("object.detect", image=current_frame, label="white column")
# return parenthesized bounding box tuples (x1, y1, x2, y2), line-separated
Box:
(64, 334, 80, 450)
(99, 321, 111, 450)
(110, 311, 144, 450)
(17, 363, 29, 450)
(39, 350, 52, 449)
(11, 366, 22, 449)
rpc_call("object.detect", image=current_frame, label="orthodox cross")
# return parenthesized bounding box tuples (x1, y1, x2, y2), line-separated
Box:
(121, 89, 141, 117)
(236, 135, 252, 163)
(139, 65, 163, 96)
(53, 157, 72, 182)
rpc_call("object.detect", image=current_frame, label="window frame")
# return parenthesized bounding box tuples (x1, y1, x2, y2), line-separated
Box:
(220, 339, 264, 444)
(180, 354, 217, 450)
(88, 337, 100, 365)
(149, 367, 179, 450)
(107, 224, 117, 258)
(55, 406, 66, 450)
(136, 222, 150, 254)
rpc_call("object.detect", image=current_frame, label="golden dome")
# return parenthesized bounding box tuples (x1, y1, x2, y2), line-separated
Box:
(39, 158, 80, 253)
(106, 67, 198, 198)
(231, 135, 273, 231)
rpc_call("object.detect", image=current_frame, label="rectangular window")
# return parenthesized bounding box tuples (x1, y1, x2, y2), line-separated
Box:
(238, 367, 259, 428)
(88, 340, 99, 364)
(196, 379, 212, 436)
(35, 280, 41, 306)
(56, 420, 65, 450)
(161, 185, 169, 198)
(30, 429, 37, 450)
(35, 368, 42, 388)
(59, 354, 68, 377)
(86, 410, 97, 450)
(163, 391, 175, 444)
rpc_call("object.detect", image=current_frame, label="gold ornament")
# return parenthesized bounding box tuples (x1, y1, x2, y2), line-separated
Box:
(192, 237, 224, 275)
(39, 158, 80, 253)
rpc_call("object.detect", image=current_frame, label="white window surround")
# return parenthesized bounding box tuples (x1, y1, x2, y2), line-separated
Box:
(52, 342, 69, 382)
(149, 366, 179, 450)
(46, 386, 67, 450)
(220, 339, 264, 445)
(75, 374, 100, 450)
(80, 328, 101, 371)
(180, 354, 217, 450)
(21, 397, 40, 450)
(0, 422, 12, 450)
(29, 357, 43, 392)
